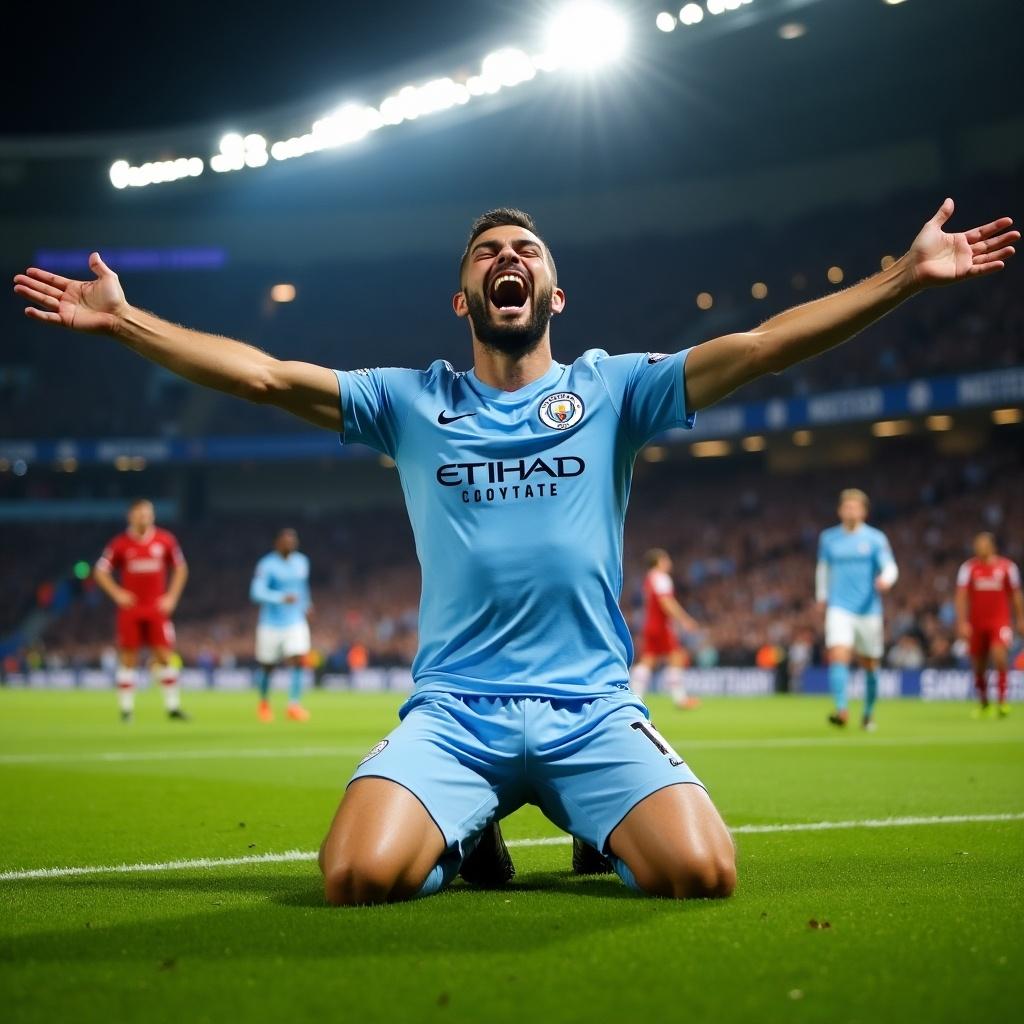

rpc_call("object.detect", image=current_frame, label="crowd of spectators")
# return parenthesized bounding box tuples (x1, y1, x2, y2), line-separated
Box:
(3, 438, 1020, 676)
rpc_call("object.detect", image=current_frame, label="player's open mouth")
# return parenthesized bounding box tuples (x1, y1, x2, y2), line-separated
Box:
(488, 271, 531, 313)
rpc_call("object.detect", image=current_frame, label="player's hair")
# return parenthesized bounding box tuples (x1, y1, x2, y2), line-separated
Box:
(974, 531, 996, 547)
(127, 497, 152, 511)
(459, 208, 557, 283)
(645, 548, 669, 568)
(838, 488, 869, 510)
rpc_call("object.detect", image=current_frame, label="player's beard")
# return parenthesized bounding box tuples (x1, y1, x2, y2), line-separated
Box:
(465, 283, 553, 358)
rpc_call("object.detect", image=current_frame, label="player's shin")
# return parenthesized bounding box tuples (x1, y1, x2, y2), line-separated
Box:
(116, 666, 136, 718)
(828, 662, 850, 712)
(160, 664, 181, 712)
(288, 664, 306, 705)
(863, 668, 879, 721)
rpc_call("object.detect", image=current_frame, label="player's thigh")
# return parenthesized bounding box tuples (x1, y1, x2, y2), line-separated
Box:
(324, 695, 522, 894)
(825, 607, 855, 656)
(281, 621, 311, 659)
(255, 626, 285, 665)
(532, 696, 704, 850)
(852, 615, 883, 661)
(609, 782, 735, 899)
(117, 609, 141, 652)
(319, 776, 447, 903)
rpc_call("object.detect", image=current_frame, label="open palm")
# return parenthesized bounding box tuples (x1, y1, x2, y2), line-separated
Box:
(909, 198, 1018, 287)
(13, 252, 126, 333)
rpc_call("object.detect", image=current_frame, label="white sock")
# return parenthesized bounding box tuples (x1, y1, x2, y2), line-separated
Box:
(116, 667, 136, 713)
(664, 666, 688, 703)
(630, 663, 652, 698)
(160, 667, 181, 712)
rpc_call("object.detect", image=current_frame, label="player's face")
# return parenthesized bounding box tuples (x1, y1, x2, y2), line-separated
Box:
(838, 498, 866, 527)
(453, 226, 565, 356)
(127, 502, 154, 534)
(974, 534, 995, 559)
(659, 555, 673, 573)
(277, 530, 299, 555)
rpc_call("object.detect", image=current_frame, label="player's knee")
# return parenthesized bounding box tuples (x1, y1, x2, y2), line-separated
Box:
(322, 855, 399, 907)
(649, 844, 736, 900)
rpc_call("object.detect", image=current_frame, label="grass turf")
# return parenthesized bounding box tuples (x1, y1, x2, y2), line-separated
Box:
(1, 689, 1021, 1024)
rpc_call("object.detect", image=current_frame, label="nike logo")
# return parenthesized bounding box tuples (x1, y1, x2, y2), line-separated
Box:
(437, 411, 477, 425)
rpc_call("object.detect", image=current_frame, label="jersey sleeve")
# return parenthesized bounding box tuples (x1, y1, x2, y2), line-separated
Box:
(250, 557, 282, 606)
(592, 350, 696, 447)
(1008, 560, 1022, 592)
(334, 366, 433, 457)
(956, 561, 973, 589)
(875, 532, 898, 584)
(650, 571, 674, 596)
(95, 537, 122, 574)
(164, 532, 186, 568)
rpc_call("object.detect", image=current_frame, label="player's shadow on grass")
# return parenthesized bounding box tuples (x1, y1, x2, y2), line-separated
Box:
(1, 869, 720, 964)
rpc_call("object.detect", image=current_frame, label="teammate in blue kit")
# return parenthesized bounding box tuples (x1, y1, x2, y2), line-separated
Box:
(816, 489, 899, 730)
(16, 196, 1017, 904)
(250, 528, 313, 723)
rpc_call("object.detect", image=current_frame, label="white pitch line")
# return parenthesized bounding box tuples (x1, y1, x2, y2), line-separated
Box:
(2, 812, 1022, 883)
(2, 732, 1019, 767)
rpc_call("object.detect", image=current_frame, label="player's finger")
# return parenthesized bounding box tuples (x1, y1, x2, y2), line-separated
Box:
(970, 229, 1019, 254)
(965, 261, 1004, 277)
(23, 266, 72, 289)
(963, 216, 1013, 243)
(14, 284, 59, 308)
(89, 252, 115, 277)
(13, 274, 63, 299)
(974, 246, 1015, 265)
(24, 306, 62, 324)
(930, 197, 954, 225)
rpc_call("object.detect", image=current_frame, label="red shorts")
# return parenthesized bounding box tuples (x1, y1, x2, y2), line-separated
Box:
(969, 623, 1013, 658)
(641, 628, 679, 659)
(117, 607, 176, 650)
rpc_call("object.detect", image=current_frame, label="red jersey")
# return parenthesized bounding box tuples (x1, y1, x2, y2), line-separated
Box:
(957, 556, 1020, 626)
(643, 569, 675, 634)
(96, 528, 185, 608)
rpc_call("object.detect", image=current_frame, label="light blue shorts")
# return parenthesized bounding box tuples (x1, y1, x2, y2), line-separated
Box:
(349, 689, 705, 858)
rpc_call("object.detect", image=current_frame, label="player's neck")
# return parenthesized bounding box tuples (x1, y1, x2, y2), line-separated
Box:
(471, 337, 554, 393)
(840, 521, 863, 533)
(128, 526, 154, 540)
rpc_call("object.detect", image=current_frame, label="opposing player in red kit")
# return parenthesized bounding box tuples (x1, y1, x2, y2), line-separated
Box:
(629, 548, 702, 709)
(94, 498, 191, 722)
(956, 532, 1024, 718)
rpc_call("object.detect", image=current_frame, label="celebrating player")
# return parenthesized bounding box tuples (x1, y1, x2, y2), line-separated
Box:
(250, 528, 313, 722)
(15, 196, 1016, 903)
(93, 498, 190, 722)
(630, 548, 701, 709)
(816, 489, 898, 730)
(956, 532, 1024, 718)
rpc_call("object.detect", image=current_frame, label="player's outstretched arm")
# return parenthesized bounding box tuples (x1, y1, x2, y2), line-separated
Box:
(684, 199, 1018, 411)
(13, 253, 341, 430)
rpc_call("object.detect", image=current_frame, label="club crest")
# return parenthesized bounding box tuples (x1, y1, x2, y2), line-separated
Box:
(538, 391, 585, 430)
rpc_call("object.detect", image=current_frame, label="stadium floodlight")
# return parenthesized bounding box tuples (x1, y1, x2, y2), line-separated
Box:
(778, 22, 807, 40)
(707, 0, 726, 14)
(481, 48, 536, 88)
(655, 12, 676, 32)
(679, 4, 704, 25)
(541, 2, 630, 71)
(109, 155, 203, 188)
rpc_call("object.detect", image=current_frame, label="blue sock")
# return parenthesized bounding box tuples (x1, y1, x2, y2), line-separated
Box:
(414, 852, 460, 899)
(610, 855, 645, 894)
(288, 665, 305, 704)
(864, 668, 879, 719)
(255, 666, 270, 700)
(829, 662, 850, 711)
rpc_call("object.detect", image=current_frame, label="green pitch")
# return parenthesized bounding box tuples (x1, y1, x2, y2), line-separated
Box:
(1, 690, 1022, 1024)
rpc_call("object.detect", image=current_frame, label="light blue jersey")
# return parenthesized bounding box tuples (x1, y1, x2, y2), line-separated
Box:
(250, 551, 311, 628)
(817, 524, 896, 616)
(336, 349, 695, 700)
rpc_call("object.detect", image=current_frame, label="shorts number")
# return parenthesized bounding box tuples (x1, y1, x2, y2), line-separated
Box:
(630, 721, 685, 767)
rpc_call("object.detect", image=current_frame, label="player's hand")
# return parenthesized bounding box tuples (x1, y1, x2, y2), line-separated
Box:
(906, 199, 1018, 289)
(305, 605, 315, 621)
(114, 589, 137, 609)
(874, 578, 892, 594)
(13, 252, 128, 334)
(957, 621, 972, 641)
(282, 593, 298, 604)
(157, 594, 177, 615)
